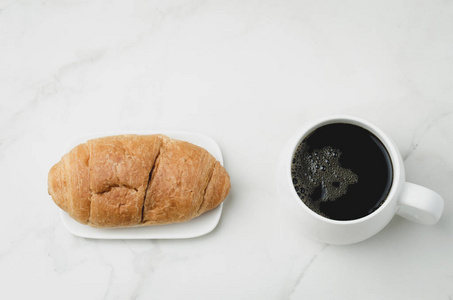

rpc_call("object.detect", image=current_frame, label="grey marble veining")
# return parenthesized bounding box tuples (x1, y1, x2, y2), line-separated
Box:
(1, 0, 452, 299)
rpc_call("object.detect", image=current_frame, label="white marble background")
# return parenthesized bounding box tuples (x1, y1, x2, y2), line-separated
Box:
(1, 0, 452, 299)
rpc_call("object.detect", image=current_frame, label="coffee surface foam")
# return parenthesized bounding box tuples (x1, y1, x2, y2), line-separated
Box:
(291, 144, 358, 217)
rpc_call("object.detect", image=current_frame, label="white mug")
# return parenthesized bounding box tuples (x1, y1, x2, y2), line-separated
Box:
(277, 116, 444, 245)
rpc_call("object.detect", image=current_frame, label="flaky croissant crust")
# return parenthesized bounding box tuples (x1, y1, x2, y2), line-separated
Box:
(48, 134, 230, 228)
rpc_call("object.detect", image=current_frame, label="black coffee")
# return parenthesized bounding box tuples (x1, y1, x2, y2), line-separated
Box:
(291, 123, 393, 221)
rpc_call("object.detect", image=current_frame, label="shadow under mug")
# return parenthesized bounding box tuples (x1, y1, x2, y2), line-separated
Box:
(277, 115, 444, 245)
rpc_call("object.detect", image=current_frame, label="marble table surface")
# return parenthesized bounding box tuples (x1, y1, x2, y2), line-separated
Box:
(1, 0, 452, 299)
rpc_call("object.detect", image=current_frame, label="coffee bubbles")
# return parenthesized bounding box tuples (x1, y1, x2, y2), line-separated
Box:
(291, 123, 393, 221)
(292, 145, 358, 216)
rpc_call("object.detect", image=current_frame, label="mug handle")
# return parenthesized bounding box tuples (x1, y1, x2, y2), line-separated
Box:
(396, 182, 444, 225)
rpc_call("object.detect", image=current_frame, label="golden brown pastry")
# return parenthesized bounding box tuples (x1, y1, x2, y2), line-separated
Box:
(48, 134, 230, 228)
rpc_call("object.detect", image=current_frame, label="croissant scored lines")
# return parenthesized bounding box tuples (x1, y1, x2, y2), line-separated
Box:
(48, 134, 230, 228)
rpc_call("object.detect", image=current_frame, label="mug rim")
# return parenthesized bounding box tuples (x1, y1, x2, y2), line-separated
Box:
(287, 115, 403, 225)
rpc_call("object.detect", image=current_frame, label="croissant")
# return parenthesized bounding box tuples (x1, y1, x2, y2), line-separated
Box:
(48, 134, 230, 228)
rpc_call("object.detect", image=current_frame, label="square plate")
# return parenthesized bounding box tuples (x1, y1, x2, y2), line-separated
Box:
(60, 130, 225, 239)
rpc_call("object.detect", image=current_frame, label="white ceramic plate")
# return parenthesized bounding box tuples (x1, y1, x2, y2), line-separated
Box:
(60, 130, 225, 239)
